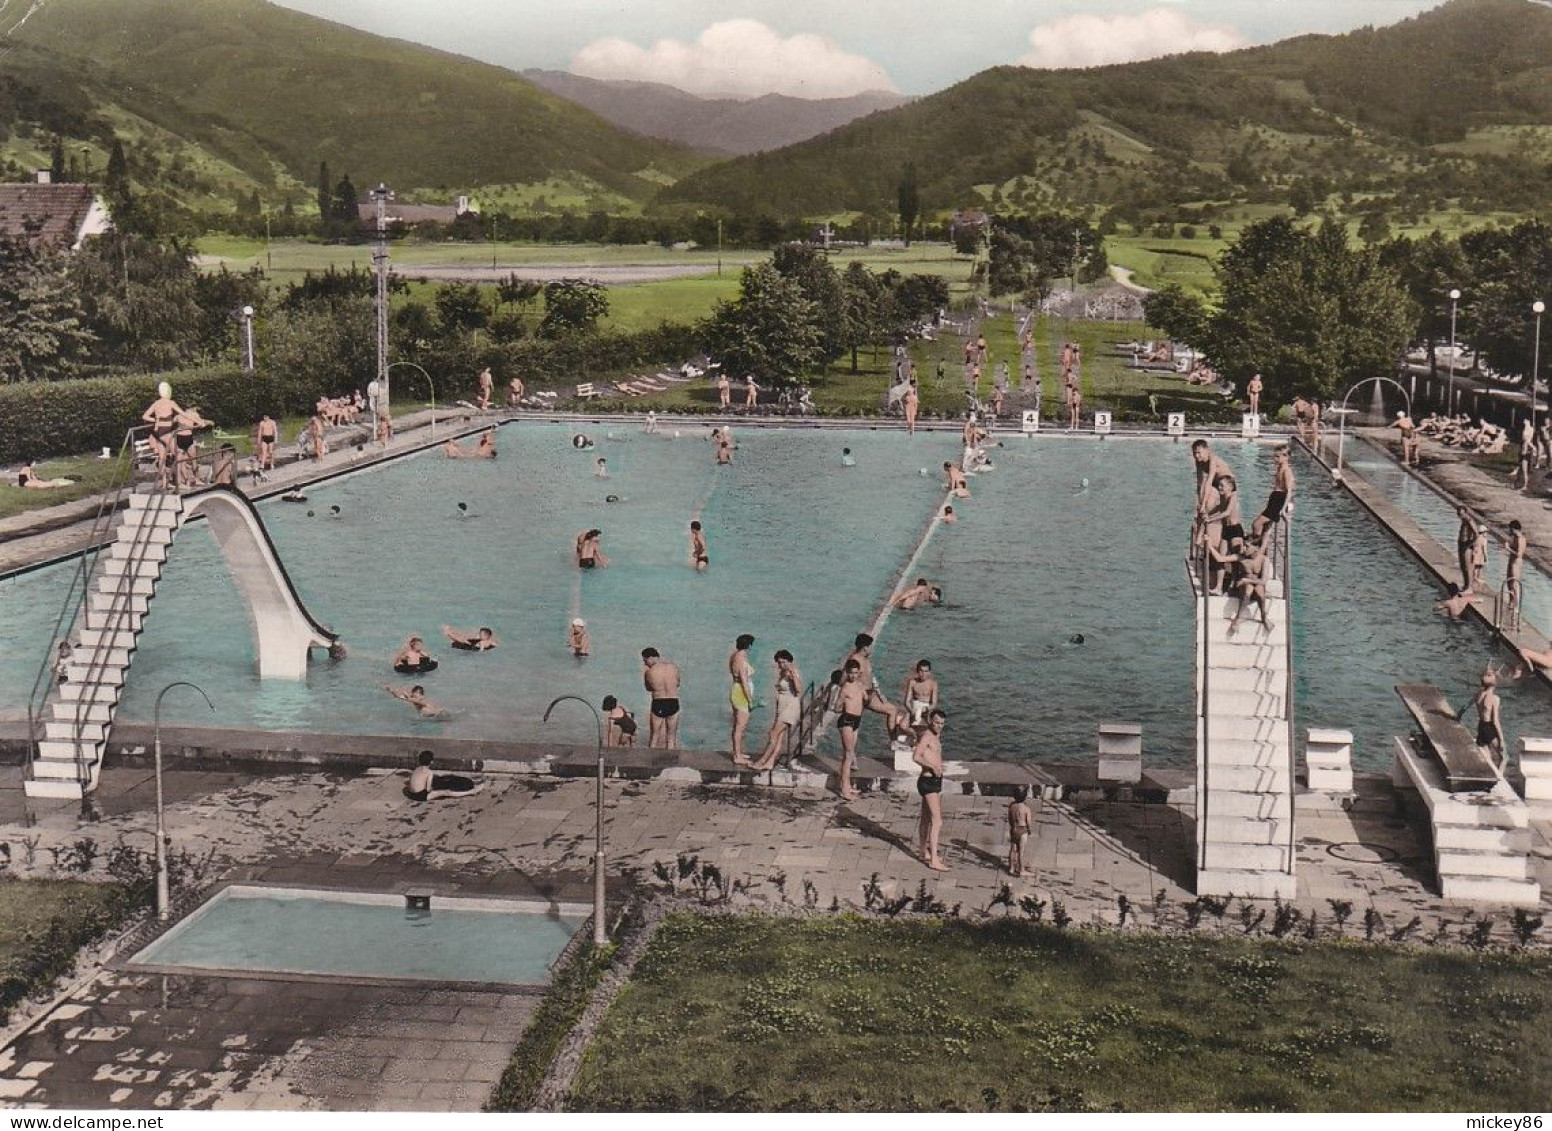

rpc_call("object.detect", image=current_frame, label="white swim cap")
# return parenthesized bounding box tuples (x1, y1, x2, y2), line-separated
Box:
(157, 382, 171, 398)
(919, 468, 928, 476)
(1081, 478, 1089, 487)
(572, 618, 586, 628)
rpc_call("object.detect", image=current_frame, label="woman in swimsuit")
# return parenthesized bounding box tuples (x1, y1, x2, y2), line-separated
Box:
(141, 382, 183, 488)
(752, 650, 802, 772)
(729, 634, 756, 765)
(172, 406, 212, 487)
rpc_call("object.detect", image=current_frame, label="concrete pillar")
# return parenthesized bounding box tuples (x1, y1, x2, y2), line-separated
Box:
(1098, 722, 1141, 783)
(1306, 728, 1354, 791)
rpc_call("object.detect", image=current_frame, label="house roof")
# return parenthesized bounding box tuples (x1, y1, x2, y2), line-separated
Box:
(357, 201, 461, 225)
(0, 183, 99, 250)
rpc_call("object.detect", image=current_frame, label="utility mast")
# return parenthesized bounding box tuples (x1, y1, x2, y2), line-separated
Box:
(371, 183, 392, 431)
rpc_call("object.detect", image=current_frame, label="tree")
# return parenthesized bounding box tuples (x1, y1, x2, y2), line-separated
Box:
(839, 261, 887, 373)
(1378, 231, 1468, 374)
(771, 242, 845, 367)
(700, 263, 823, 383)
(332, 176, 360, 227)
(0, 237, 93, 382)
(69, 233, 202, 370)
(49, 138, 65, 184)
(1142, 283, 1209, 346)
(538, 279, 609, 337)
(1203, 217, 1416, 408)
(1357, 211, 1391, 245)
(316, 161, 331, 225)
(1457, 220, 1552, 383)
(897, 163, 921, 247)
(435, 282, 491, 335)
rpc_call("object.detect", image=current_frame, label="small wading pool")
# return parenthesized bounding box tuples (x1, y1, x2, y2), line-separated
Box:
(128, 885, 589, 985)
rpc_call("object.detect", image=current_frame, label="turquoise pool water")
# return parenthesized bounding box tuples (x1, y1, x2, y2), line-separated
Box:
(129, 886, 586, 984)
(1344, 436, 1552, 635)
(868, 440, 1552, 768)
(5, 422, 1551, 771)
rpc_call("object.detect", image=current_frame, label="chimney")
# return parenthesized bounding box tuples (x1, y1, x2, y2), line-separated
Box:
(35, 170, 51, 185)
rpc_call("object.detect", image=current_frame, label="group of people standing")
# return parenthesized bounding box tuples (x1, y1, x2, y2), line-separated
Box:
(1190, 439, 1294, 635)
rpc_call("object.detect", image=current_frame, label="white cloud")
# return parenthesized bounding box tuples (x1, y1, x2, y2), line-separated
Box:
(1018, 8, 1248, 70)
(570, 18, 897, 99)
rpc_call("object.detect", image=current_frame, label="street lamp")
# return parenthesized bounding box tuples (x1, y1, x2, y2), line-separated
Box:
(1533, 300, 1545, 430)
(153, 681, 214, 921)
(542, 695, 608, 946)
(1448, 289, 1461, 415)
(387, 361, 436, 438)
(240, 306, 255, 372)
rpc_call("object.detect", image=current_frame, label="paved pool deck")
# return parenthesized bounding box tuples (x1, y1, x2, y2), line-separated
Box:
(0, 755, 1548, 1110)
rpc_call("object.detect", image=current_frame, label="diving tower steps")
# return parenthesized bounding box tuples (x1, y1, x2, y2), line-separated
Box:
(26, 490, 180, 798)
(1194, 589, 1298, 900)
(25, 486, 339, 800)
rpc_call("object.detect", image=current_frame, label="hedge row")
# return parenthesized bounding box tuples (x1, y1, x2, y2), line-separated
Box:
(0, 323, 706, 464)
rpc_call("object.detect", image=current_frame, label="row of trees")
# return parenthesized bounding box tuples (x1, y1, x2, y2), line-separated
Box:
(1142, 217, 1552, 409)
(702, 243, 949, 382)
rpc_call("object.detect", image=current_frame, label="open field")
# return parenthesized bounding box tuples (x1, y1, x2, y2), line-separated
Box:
(569, 914, 1552, 1113)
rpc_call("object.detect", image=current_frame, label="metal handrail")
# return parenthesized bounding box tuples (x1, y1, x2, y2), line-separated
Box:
(1273, 513, 1296, 880)
(60, 482, 174, 787)
(1190, 533, 1213, 872)
(785, 680, 818, 763)
(24, 425, 151, 781)
(1493, 576, 1521, 632)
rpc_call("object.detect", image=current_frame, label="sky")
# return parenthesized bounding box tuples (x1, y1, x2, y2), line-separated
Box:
(271, 0, 1446, 99)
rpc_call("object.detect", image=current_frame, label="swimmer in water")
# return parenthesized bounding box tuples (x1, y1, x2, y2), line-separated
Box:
(595, 457, 608, 478)
(841, 447, 857, 467)
(1068, 633, 1085, 645)
(443, 625, 497, 652)
(942, 505, 957, 524)
(569, 618, 590, 657)
(329, 504, 341, 517)
(689, 520, 709, 571)
(605, 494, 621, 504)
(891, 577, 936, 611)
(392, 636, 439, 674)
(456, 502, 470, 517)
(943, 462, 970, 498)
(282, 490, 307, 503)
(383, 684, 447, 718)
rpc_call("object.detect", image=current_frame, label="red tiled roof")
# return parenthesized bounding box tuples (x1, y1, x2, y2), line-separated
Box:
(0, 183, 97, 250)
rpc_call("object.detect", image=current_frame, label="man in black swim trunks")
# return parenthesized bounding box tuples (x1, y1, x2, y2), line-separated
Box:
(642, 647, 682, 749)
(833, 659, 867, 800)
(913, 708, 949, 870)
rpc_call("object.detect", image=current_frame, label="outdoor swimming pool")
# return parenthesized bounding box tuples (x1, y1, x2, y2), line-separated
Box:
(4, 421, 1550, 771)
(128, 886, 587, 984)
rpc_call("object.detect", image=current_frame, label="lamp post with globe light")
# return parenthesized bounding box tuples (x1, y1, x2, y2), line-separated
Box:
(1533, 300, 1545, 430)
(241, 306, 255, 373)
(1447, 289, 1461, 415)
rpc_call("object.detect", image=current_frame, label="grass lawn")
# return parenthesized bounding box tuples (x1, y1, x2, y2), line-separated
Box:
(568, 915, 1552, 1113)
(1106, 236, 1221, 299)
(0, 879, 116, 960)
(0, 455, 128, 521)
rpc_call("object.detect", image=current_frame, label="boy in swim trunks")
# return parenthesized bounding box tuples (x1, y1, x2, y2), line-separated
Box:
(642, 647, 682, 749)
(569, 619, 590, 657)
(901, 660, 939, 729)
(383, 684, 446, 718)
(834, 660, 867, 800)
(690, 521, 709, 571)
(913, 708, 949, 871)
(1007, 786, 1033, 876)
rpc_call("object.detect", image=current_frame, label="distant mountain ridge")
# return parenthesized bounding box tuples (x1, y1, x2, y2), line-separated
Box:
(522, 70, 911, 156)
(663, 0, 1552, 219)
(0, 0, 704, 209)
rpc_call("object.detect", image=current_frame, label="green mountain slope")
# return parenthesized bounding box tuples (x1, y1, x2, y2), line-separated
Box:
(662, 0, 1552, 220)
(0, 0, 703, 209)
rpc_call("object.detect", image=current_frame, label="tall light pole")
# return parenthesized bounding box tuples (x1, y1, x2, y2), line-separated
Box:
(240, 305, 255, 372)
(370, 184, 392, 445)
(1448, 288, 1461, 415)
(1533, 299, 1545, 430)
(543, 695, 607, 946)
(153, 682, 214, 921)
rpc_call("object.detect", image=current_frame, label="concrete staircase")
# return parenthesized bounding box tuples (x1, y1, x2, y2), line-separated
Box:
(26, 489, 182, 799)
(1193, 571, 1298, 899)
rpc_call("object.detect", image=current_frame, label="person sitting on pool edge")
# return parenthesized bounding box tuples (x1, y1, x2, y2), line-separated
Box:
(392, 636, 439, 674)
(405, 750, 483, 801)
(443, 625, 497, 651)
